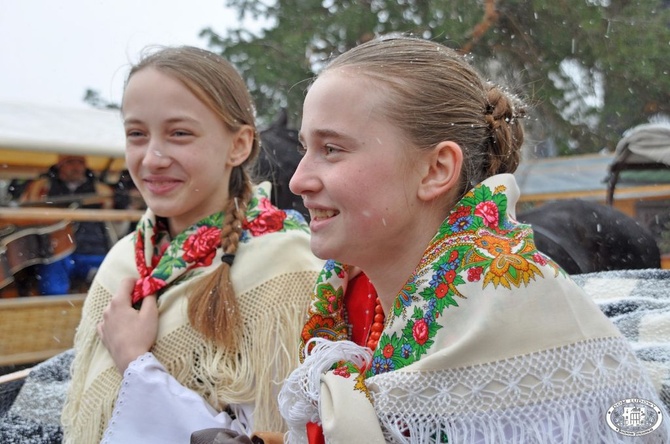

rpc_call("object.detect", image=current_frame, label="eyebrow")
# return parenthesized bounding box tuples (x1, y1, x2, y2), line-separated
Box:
(123, 116, 201, 126)
(298, 128, 357, 145)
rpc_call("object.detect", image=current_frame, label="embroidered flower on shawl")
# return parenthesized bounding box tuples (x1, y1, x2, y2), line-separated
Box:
(241, 185, 308, 240)
(371, 356, 394, 373)
(533, 252, 548, 266)
(412, 318, 430, 345)
(132, 275, 166, 302)
(182, 226, 221, 266)
(382, 343, 394, 358)
(134, 231, 149, 276)
(474, 232, 543, 289)
(314, 283, 343, 314)
(243, 197, 288, 235)
(474, 200, 499, 228)
(448, 205, 474, 232)
(322, 259, 345, 280)
(435, 282, 449, 298)
(333, 365, 351, 378)
(468, 266, 483, 282)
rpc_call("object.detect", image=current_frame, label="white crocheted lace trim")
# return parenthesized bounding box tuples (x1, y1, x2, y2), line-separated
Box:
(278, 338, 373, 444)
(369, 336, 667, 443)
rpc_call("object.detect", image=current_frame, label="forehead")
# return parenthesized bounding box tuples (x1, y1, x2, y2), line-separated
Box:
(301, 70, 388, 135)
(122, 68, 218, 125)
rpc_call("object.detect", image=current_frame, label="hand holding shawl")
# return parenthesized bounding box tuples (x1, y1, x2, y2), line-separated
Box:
(98, 277, 159, 373)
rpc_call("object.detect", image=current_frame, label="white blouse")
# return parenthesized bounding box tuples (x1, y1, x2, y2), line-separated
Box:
(101, 352, 253, 444)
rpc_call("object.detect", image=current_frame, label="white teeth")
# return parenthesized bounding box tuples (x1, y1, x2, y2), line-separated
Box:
(311, 209, 338, 220)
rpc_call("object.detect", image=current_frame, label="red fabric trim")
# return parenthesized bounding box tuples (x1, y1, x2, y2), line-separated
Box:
(306, 273, 377, 444)
(344, 273, 378, 347)
(306, 422, 326, 444)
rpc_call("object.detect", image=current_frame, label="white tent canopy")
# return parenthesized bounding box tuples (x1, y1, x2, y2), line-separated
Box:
(0, 102, 126, 177)
(0, 101, 125, 156)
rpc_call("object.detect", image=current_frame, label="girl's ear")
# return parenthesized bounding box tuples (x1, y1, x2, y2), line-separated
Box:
(417, 141, 463, 202)
(227, 125, 255, 167)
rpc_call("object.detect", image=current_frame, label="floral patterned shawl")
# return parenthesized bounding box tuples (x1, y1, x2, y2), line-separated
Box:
(130, 184, 306, 306)
(63, 182, 324, 443)
(279, 174, 669, 444)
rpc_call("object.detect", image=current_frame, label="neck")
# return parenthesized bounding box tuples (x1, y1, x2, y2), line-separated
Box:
(363, 219, 443, 316)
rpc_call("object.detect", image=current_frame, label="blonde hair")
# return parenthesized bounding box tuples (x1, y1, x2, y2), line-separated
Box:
(126, 46, 260, 348)
(323, 35, 526, 201)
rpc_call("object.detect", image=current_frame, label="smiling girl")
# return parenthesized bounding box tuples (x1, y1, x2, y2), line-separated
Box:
(61, 46, 323, 443)
(277, 36, 669, 444)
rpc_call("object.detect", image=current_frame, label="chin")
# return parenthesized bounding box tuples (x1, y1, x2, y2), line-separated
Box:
(310, 244, 350, 266)
(309, 241, 335, 261)
(145, 203, 177, 219)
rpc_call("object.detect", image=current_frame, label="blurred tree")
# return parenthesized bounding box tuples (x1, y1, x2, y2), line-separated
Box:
(83, 89, 120, 110)
(201, 0, 670, 156)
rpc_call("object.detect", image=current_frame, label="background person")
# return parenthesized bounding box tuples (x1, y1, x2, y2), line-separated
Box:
(276, 35, 670, 443)
(19, 154, 115, 294)
(61, 46, 323, 443)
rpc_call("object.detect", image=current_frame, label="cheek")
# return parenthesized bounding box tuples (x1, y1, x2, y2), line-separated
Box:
(124, 153, 144, 180)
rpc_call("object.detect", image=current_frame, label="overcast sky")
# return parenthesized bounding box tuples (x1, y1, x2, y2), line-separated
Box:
(0, 0, 258, 110)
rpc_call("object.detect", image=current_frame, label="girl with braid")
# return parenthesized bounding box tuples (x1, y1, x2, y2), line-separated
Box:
(61, 46, 323, 443)
(275, 36, 670, 443)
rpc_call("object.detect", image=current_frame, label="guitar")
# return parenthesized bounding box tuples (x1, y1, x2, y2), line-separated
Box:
(0, 221, 76, 291)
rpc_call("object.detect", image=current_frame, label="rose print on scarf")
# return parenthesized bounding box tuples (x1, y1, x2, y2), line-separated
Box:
(474, 200, 499, 228)
(243, 197, 288, 235)
(412, 319, 429, 345)
(131, 212, 223, 307)
(182, 226, 221, 266)
(134, 231, 149, 277)
(132, 275, 167, 304)
(242, 185, 309, 239)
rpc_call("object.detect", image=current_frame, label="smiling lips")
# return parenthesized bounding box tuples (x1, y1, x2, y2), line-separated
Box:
(144, 178, 181, 195)
(310, 208, 339, 220)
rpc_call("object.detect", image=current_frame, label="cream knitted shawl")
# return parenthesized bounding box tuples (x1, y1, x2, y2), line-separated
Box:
(62, 184, 323, 444)
(279, 174, 670, 443)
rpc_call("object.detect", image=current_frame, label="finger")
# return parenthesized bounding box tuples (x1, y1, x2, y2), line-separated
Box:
(97, 321, 104, 340)
(139, 294, 158, 318)
(110, 277, 138, 307)
(119, 277, 137, 300)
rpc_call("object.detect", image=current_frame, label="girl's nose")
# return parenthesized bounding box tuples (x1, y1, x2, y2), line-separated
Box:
(142, 140, 171, 167)
(289, 155, 319, 196)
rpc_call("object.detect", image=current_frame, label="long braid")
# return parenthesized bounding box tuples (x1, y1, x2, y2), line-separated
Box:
(188, 169, 254, 348)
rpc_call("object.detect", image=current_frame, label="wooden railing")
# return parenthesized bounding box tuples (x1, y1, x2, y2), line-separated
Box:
(0, 207, 144, 366)
(0, 294, 86, 366)
(0, 207, 144, 223)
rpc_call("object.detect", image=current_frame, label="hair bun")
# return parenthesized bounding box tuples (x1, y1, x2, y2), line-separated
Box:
(483, 84, 526, 176)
